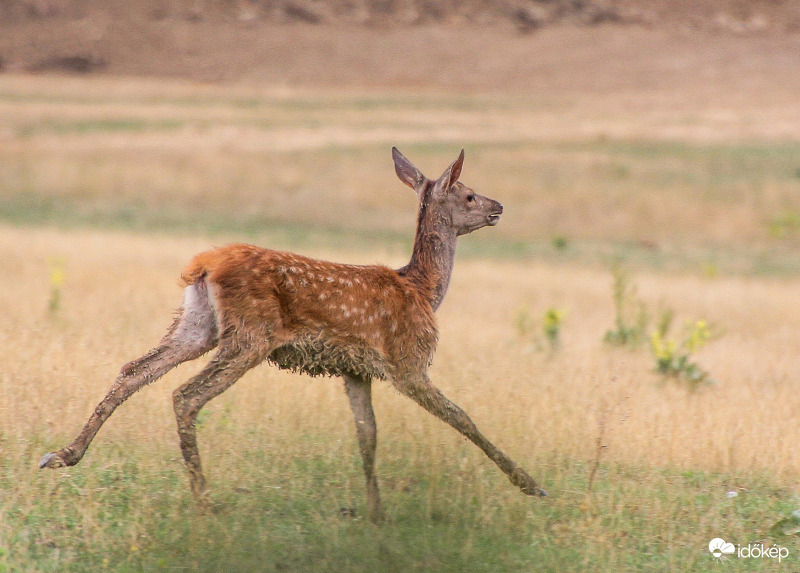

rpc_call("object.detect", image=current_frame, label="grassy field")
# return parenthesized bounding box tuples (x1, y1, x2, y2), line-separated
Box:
(2, 75, 800, 571)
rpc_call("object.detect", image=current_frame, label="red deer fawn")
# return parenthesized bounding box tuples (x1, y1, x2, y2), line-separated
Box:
(40, 148, 545, 522)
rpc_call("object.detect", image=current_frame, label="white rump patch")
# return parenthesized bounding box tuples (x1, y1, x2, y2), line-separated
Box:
(176, 282, 218, 349)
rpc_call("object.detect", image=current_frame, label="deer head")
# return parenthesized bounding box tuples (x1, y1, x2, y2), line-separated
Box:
(392, 147, 503, 237)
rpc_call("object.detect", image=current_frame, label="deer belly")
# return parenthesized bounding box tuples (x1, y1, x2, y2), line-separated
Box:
(267, 336, 391, 380)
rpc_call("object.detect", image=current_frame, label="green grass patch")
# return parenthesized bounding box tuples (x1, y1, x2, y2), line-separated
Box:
(16, 119, 187, 138)
(5, 191, 800, 276)
(0, 87, 553, 114)
(8, 190, 800, 276)
(3, 79, 800, 275)
(3, 442, 798, 572)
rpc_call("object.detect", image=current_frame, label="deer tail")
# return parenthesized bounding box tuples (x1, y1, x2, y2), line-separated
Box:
(180, 250, 223, 287)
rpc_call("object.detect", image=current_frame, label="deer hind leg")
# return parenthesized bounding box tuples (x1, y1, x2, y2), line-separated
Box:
(39, 279, 218, 470)
(344, 374, 385, 523)
(172, 345, 263, 506)
(394, 373, 546, 497)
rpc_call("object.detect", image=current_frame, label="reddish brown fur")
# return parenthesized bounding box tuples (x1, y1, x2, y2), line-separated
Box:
(40, 148, 545, 522)
(182, 244, 437, 378)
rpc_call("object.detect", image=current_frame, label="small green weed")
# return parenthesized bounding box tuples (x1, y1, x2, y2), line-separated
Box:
(515, 306, 566, 351)
(604, 263, 648, 347)
(543, 307, 565, 349)
(551, 235, 569, 251)
(46, 257, 66, 314)
(650, 311, 716, 389)
(768, 211, 800, 238)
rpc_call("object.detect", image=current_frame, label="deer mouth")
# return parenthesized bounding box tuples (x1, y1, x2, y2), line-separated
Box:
(487, 212, 502, 226)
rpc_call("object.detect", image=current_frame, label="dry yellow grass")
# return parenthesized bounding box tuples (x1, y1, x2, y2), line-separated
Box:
(3, 223, 800, 499)
(3, 27, 800, 569)
(4, 74, 800, 269)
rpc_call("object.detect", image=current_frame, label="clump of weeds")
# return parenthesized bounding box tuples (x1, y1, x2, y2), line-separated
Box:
(603, 264, 721, 389)
(650, 310, 719, 389)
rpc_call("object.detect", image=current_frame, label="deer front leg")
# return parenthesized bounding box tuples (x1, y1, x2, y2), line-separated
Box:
(343, 374, 385, 523)
(394, 373, 546, 497)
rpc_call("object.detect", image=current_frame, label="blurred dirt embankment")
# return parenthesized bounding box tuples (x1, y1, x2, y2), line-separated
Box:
(0, 0, 799, 91)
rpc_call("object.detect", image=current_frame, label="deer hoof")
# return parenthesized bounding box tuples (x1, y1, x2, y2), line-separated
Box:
(196, 497, 226, 515)
(521, 483, 548, 497)
(39, 452, 67, 469)
(511, 467, 547, 497)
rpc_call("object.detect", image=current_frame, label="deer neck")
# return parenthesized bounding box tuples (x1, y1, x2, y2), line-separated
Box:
(399, 201, 458, 312)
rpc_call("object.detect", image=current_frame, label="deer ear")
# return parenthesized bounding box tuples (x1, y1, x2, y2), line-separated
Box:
(433, 149, 464, 195)
(392, 147, 426, 194)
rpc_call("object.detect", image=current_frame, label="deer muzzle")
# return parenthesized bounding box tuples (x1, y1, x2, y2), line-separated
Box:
(487, 203, 503, 226)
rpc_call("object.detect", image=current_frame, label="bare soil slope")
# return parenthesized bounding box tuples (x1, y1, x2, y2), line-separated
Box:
(1, 0, 799, 98)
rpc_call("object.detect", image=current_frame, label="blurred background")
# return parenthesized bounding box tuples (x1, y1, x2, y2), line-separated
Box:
(3, 2, 800, 571)
(2, 0, 800, 272)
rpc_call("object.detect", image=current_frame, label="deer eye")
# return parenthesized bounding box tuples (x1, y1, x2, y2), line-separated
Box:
(466, 193, 475, 203)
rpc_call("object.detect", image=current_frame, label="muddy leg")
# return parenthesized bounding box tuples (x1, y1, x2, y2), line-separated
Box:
(39, 334, 213, 469)
(172, 348, 261, 506)
(344, 374, 385, 523)
(395, 373, 546, 497)
(40, 280, 218, 470)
